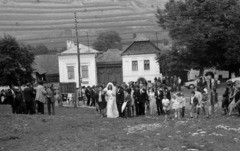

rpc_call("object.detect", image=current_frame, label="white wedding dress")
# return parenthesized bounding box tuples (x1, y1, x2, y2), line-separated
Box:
(106, 90, 119, 118)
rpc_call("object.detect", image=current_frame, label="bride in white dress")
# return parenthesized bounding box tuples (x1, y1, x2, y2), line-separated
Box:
(104, 83, 119, 118)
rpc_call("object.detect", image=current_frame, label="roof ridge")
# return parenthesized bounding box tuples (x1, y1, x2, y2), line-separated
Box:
(134, 34, 150, 42)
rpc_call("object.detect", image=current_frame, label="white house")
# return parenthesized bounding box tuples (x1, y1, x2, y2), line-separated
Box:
(58, 40, 99, 87)
(121, 34, 161, 84)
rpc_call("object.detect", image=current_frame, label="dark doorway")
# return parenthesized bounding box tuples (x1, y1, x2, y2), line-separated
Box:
(205, 72, 214, 78)
(137, 77, 147, 85)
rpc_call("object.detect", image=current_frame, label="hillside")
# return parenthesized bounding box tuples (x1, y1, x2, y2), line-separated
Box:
(0, 0, 169, 49)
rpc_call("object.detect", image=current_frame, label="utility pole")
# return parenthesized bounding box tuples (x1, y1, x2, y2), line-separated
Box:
(74, 12, 81, 107)
(156, 32, 158, 48)
(86, 31, 89, 52)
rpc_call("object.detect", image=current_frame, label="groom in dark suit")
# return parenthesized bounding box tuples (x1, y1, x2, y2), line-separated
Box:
(155, 87, 164, 115)
(116, 85, 124, 117)
(134, 84, 148, 116)
(133, 85, 140, 116)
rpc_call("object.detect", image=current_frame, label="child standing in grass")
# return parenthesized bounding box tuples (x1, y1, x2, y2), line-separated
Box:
(201, 90, 210, 118)
(189, 91, 199, 118)
(180, 93, 186, 118)
(162, 95, 170, 120)
(176, 93, 182, 119)
(210, 88, 218, 117)
(172, 94, 180, 119)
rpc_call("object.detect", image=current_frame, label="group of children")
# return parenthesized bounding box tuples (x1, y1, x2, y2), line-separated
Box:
(144, 85, 221, 121)
(160, 92, 186, 120)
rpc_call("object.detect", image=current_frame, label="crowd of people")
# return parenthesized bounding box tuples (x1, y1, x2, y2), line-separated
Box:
(1, 74, 240, 119)
(0, 81, 60, 115)
(76, 78, 240, 119)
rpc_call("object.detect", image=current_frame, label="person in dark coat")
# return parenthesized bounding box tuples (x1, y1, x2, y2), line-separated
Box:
(222, 87, 230, 115)
(173, 75, 178, 92)
(46, 84, 55, 115)
(166, 76, 170, 87)
(133, 84, 148, 116)
(116, 85, 124, 117)
(170, 76, 174, 91)
(90, 86, 97, 107)
(123, 88, 132, 118)
(133, 85, 140, 116)
(96, 85, 107, 117)
(23, 83, 35, 114)
(85, 86, 91, 106)
(8, 85, 16, 114)
(155, 87, 164, 115)
(162, 76, 166, 85)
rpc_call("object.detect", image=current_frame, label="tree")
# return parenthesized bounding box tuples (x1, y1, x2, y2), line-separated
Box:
(0, 35, 35, 86)
(32, 44, 49, 55)
(156, 48, 188, 74)
(92, 40, 107, 51)
(58, 46, 67, 53)
(92, 31, 122, 51)
(156, 0, 240, 76)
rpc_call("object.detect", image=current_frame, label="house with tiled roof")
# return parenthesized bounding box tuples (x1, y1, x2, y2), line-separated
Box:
(58, 40, 99, 87)
(31, 61, 47, 84)
(96, 49, 122, 85)
(121, 34, 161, 84)
(34, 55, 59, 83)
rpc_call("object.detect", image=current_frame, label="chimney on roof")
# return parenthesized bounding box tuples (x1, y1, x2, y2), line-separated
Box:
(66, 40, 75, 49)
(133, 33, 136, 39)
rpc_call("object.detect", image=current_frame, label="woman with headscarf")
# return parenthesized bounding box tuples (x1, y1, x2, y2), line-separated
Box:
(104, 82, 119, 118)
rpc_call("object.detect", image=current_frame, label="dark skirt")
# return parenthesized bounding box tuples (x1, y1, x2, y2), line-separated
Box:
(98, 101, 107, 110)
(222, 97, 229, 108)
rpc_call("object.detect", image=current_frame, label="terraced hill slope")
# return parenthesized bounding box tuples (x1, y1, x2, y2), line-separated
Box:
(0, 0, 169, 49)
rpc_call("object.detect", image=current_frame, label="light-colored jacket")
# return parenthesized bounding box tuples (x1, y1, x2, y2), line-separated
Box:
(35, 85, 46, 103)
(130, 89, 135, 106)
(77, 88, 82, 98)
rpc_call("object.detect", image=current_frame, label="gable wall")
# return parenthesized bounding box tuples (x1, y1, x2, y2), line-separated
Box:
(122, 54, 161, 83)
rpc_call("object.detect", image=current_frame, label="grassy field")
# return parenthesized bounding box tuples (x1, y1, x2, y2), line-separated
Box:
(0, 104, 240, 151)
(0, 0, 169, 49)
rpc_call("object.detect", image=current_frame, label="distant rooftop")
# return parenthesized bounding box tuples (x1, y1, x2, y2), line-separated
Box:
(122, 34, 161, 56)
(97, 49, 122, 62)
(34, 55, 59, 75)
(134, 34, 150, 42)
(32, 62, 46, 75)
(61, 43, 99, 54)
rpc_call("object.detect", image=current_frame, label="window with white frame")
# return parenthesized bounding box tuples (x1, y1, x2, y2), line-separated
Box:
(132, 61, 138, 71)
(144, 60, 150, 70)
(67, 66, 75, 79)
(81, 65, 89, 78)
